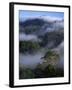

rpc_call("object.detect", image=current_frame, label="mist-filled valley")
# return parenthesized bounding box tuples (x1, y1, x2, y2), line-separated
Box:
(19, 17, 64, 79)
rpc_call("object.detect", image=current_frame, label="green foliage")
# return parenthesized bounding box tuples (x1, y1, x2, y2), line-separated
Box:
(44, 64, 56, 77)
(42, 50, 60, 66)
(24, 25, 41, 34)
(34, 64, 64, 78)
(39, 31, 64, 48)
(55, 67, 64, 77)
(44, 64, 64, 77)
(19, 41, 40, 53)
(19, 67, 35, 79)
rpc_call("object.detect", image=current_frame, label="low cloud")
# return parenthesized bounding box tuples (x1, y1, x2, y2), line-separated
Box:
(19, 33, 41, 42)
(40, 16, 63, 22)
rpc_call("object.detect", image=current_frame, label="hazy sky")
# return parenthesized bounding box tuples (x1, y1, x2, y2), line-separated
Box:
(19, 10, 64, 21)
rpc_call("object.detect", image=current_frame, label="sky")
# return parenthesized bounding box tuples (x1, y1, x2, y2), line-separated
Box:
(19, 10, 64, 22)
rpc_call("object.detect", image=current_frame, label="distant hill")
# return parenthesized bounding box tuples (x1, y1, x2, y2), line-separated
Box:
(38, 30, 64, 49)
(20, 18, 46, 27)
(19, 18, 64, 35)
(19, 18, 64, 52)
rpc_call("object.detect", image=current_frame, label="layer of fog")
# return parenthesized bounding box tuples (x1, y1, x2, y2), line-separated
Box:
(41, 20, 64, 33)
(19, 33, 41, 42)
(20, 41, 64, 69)
(19, 52, 44, 69)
